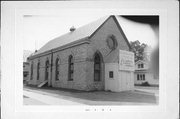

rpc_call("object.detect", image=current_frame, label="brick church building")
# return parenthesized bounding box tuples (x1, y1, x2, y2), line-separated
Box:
(27, 15, 134, 91)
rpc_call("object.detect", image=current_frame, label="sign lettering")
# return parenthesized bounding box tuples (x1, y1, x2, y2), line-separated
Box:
(119, 50, 135, 71)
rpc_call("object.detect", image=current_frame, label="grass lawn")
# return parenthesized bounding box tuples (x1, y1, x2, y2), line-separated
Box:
(24, 85, 158, 105)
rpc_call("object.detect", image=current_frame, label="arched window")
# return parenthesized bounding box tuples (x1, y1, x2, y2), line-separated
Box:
(37, 62, 40, 80)
(45, 60, 49, 81)
(55, 58, 60, 81)
(68, 55, 74, 81)
(30, 62, 33, 80)
(94, 53, 101, 81)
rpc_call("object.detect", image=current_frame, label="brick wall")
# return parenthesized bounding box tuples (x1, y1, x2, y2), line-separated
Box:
(28, 16, 130, 91)
(28, 44, 89, 90)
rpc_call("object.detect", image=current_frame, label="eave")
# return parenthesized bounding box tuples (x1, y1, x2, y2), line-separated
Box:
(28, 37, 90, 60)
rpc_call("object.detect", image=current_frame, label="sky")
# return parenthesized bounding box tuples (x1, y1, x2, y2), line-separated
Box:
(23, 14, 159, 52)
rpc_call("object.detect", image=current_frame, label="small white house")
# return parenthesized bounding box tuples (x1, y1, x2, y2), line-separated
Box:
(134, 60, 159, 86)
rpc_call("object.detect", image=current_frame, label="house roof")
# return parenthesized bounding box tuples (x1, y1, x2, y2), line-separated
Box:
(135, 60, 149, 65)
(31, 15, 131, 58)
(34, 15, 109, 55)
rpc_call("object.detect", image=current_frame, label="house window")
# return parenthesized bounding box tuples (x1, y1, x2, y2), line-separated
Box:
(143, 74, 145, 80)
(24, 72, 28, 77)
(141, 64, 144, 68)
(37, 62, 40, 80)
(137, 74, 139, 80)
(138, 64, 141, 68)
(140, 75, 143, 80)
(30, 62, 33, 80)
(94, 53, 101, 81)
(45, 60, 49, 81)
(55, 58, 60, 81)
(109, 71, 113, 78)
(68, 55, 74, 81)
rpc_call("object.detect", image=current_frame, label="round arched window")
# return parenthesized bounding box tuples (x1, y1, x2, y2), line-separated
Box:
(106, 35, 118, 50)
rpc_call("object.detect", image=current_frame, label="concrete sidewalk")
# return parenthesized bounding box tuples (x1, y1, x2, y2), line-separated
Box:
(23, 95, 47, 105)
(24, 90, 85, 105)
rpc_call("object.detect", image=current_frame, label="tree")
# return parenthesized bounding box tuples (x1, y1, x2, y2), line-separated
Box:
(130, 40, 147, 62)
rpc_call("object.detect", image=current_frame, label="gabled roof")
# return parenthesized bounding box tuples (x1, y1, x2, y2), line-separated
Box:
(31, 15, 131, 58)
(135, 60, 149, 65)
(34, 16, 109, 55)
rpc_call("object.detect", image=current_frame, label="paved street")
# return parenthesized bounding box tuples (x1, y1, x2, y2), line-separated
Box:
(23, 95, 46, 105)
(24, 90, 84, 105)
(135, 86, 159, 97)
(23, 85, 158, 105)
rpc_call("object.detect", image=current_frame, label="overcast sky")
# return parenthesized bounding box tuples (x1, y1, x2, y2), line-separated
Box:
(23, 15, 159, 52)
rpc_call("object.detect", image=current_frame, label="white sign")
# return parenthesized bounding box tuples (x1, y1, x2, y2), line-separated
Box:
(119, 50, 134, 71)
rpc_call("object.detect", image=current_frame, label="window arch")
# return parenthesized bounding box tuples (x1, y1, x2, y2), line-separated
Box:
(94, 52, 101, 81)
(45, 60, 49, 81)
(37, 61, 40, 80)
(55, 58, 60, 81)
(30, 62, 33, 80)
(68, 55, 74, 81)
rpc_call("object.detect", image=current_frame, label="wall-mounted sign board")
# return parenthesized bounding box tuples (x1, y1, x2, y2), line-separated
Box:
(119, 50, 135, 71)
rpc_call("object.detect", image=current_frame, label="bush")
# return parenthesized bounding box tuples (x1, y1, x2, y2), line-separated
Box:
(141, 81, 150, 86)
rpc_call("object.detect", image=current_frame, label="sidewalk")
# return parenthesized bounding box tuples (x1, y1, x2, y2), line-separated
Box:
(23, 95, 46, 105)
(24, 90, 84, 105)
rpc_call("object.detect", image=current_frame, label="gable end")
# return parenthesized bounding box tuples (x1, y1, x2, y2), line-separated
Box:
(89, 15, 131, 50)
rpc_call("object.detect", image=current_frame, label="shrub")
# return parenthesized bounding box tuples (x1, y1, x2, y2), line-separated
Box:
(141, 81, 150, 86)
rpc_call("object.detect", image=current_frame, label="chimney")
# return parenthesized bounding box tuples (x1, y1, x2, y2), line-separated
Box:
(70, 26, 76, 32)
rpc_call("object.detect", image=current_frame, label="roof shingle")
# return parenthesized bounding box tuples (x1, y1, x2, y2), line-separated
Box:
(34, 15, 109, 55)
